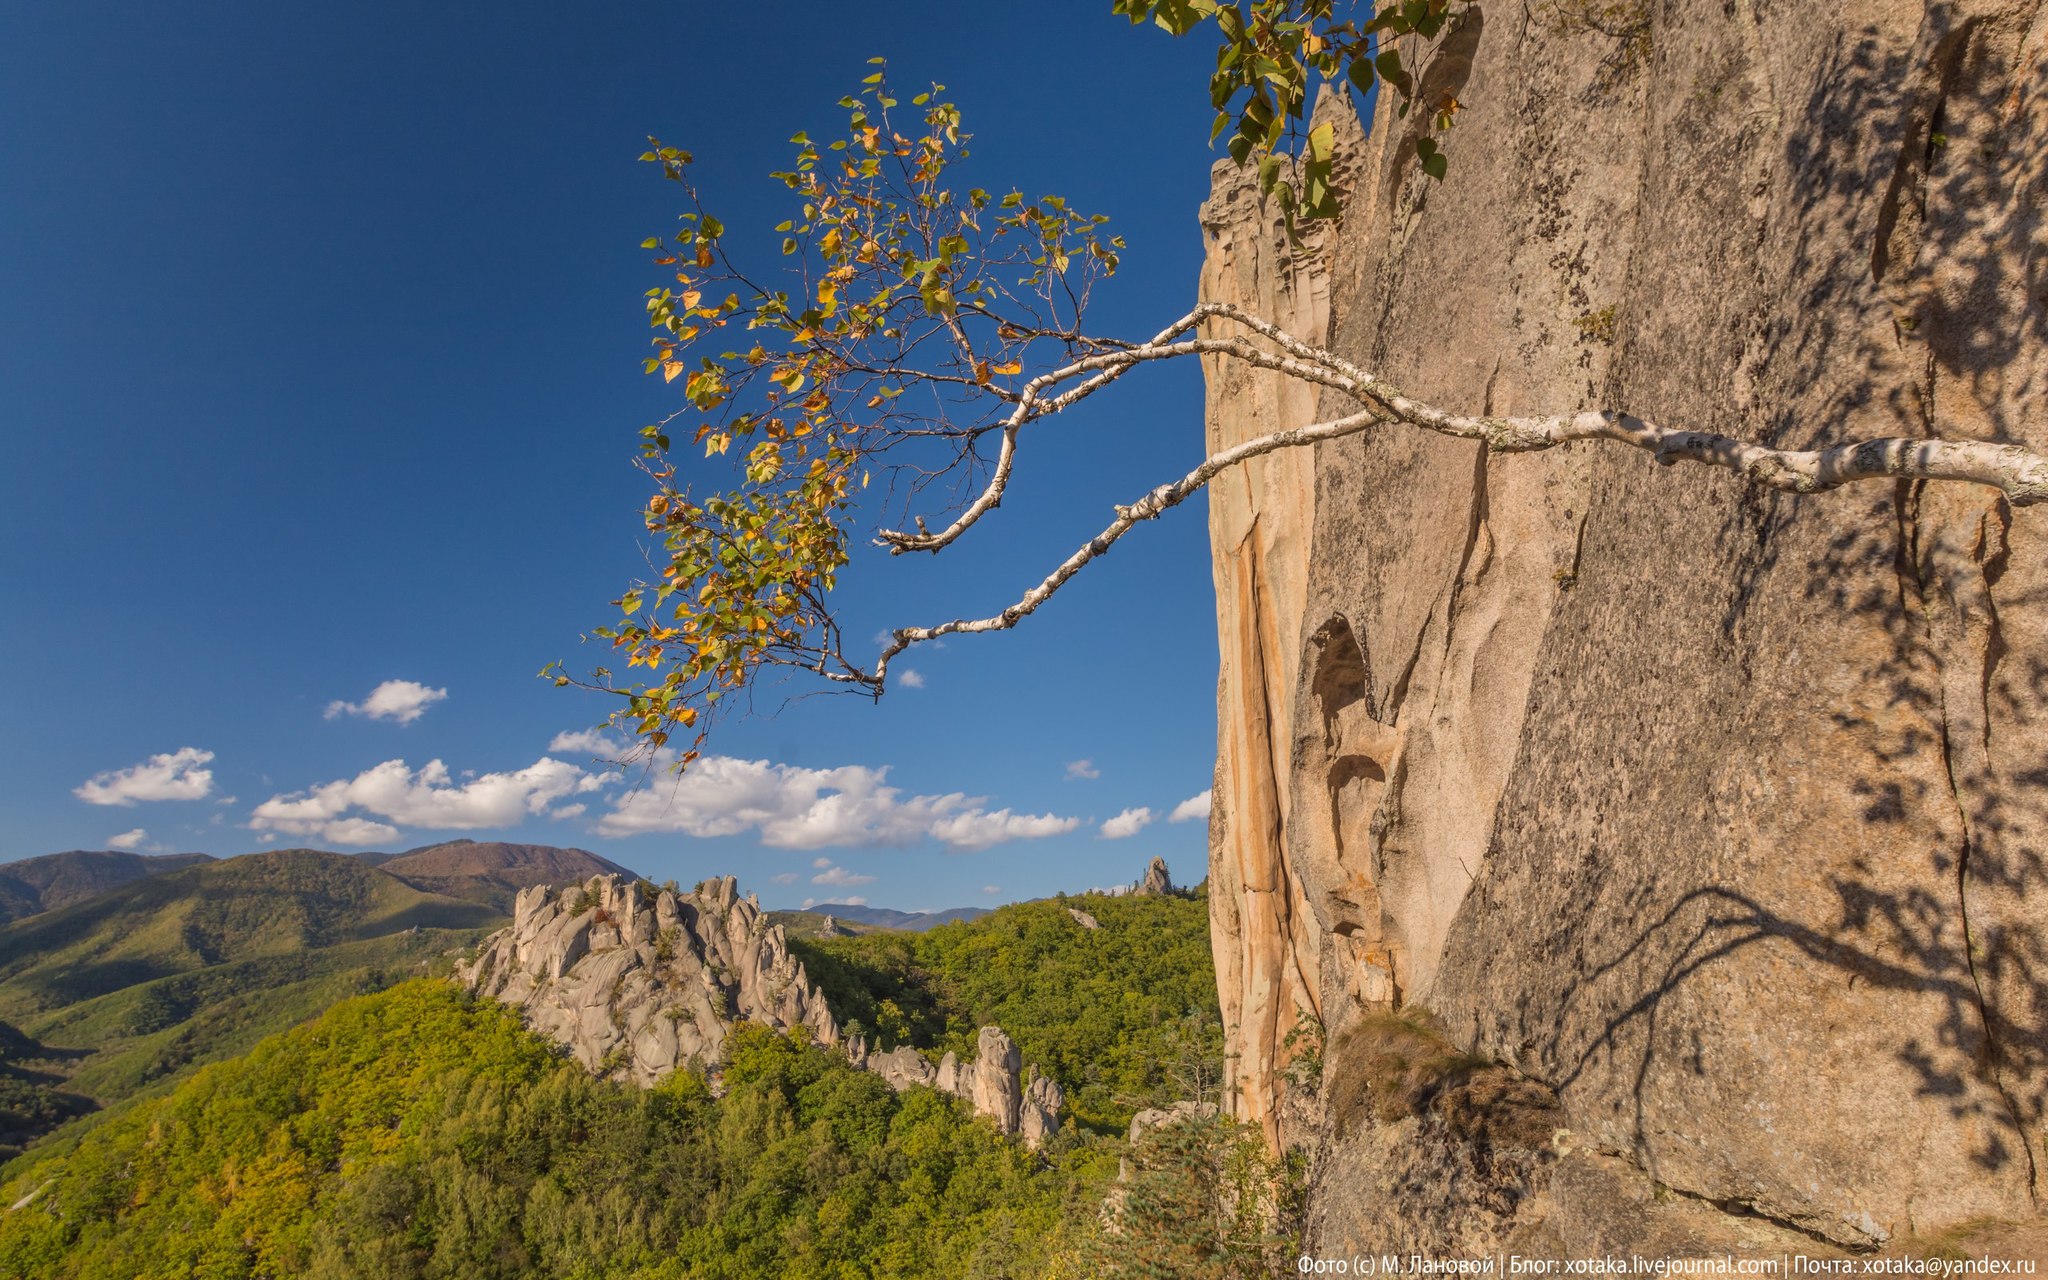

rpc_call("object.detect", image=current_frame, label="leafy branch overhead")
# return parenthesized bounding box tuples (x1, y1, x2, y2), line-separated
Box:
(552, 72, 1127, 762)
(1114, 0, 1467, 214)
(565, 35, 2048, 771)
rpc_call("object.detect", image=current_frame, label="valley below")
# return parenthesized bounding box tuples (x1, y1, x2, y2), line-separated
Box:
(0, 843, 1262, 1278)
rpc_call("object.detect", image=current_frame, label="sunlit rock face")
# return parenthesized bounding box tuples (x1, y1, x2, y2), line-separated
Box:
(463, 874, 1063, 1147)
(1201, 2, 2048, 1253)
(461, 874, 836, 1084)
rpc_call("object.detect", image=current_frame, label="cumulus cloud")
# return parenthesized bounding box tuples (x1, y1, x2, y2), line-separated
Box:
(321, 817, 401, 846)
(596, 756, 1079, 852)
(896, 669, 926, 689)
(548, 728, 632, 758)
(771, 872, 799, 885)
(550, 803, 587, 820)
(811, 863, 876, 888)
(75, 747, 215, 807)
(1100, 807, 1155, 839)
(805, 895, 866, 908)
(107, 828, 150, 851)
(929, 808, 1081, 851)
(1168, 789, 1213, 823)
(982, 884, 1001, 895)
(324, 679, 448, 725)
(250, 756, 601, 846)
(1064, 759, 1100, 781)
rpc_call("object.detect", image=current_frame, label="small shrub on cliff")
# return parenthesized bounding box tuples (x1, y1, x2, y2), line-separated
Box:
(1090, 1110, 1303, 1280)
(1326, 1008, 1563, 1149)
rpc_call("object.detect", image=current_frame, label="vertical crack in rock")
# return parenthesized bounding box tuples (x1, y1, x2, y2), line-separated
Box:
(1905, 484, 2039, 1199)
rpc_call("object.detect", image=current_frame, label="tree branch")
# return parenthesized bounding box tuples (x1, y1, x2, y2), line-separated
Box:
(849, 302, 2048, 690)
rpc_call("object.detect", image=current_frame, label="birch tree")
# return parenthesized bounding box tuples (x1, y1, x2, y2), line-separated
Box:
(558, 66, 2048, 764)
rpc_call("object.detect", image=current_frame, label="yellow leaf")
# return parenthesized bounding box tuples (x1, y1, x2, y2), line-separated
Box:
(992, 361, 1022, 376)
(662, 361, 685, 383)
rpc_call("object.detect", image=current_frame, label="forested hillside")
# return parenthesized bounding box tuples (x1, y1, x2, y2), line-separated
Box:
(0, 851, 216, 924)
(0, 850, 503, 1161)
(0, 980, 1124, 1279)
(793, 887, 1223, 1133)
(0, 874, 1268, 1277)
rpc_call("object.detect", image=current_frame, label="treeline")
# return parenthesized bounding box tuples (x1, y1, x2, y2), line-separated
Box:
(0, 884, 1301, 1278)
(0, 981, 1121, 1279)
(793, 887, 1225, 1133)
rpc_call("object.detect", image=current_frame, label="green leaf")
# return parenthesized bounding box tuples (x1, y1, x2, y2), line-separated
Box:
(1346, 54, 1375, 94)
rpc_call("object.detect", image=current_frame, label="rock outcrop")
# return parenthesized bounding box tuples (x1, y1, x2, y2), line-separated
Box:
(461, 874, 836, 1084)
(1201, 1, 2048, 1255)
(847, 1024, 1064, 1146)
(463, 874, 1063, 1146)
(1134, 857, 1174, 897)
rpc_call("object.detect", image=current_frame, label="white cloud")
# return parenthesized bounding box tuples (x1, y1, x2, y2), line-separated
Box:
(550, 803, 587, 820)
(1100, 806, 1155, 839)
(250, 755, 601, 845)
(548, 727, 632, 758)
(324, 679, 448, 725)
(1064, 759, 1100, 780)
(107, 828, 149, 851)
(929, 808, 1082, 851)
(771, 872, 799, 885)
(812, 856, 832, 868)
(897, 669, 926, 689)
(982, 884, 1000, 895)
(75, 748, 215, 807)
(321, 818, 401, 846)
(595, 756, 1079, 852)
(819, 895, 868, 907)
(1168, 789, 1213, 823)
(811, 863, 876, 888)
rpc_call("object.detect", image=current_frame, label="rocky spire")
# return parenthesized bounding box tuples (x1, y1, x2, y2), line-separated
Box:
(462, 873, 1063, 1147)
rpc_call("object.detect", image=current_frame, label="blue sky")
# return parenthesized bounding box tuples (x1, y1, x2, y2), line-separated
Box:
(0, 1, 1238, 910)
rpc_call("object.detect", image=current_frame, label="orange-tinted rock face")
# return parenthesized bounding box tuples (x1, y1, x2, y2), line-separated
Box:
(1202, 3, 2048, 1251)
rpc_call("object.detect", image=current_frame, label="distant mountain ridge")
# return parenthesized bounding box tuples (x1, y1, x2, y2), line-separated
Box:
(377, 840, 637, 913)
(804, 902, 993, 931)
(0, 851, 216, 925)
(0, 842, 648, 1164)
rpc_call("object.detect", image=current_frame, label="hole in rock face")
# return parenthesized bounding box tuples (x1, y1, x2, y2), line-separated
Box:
(1331, 756, 1387, 789)
(1305, 616, 1398, 983)
(1310, 616, 1373, 729)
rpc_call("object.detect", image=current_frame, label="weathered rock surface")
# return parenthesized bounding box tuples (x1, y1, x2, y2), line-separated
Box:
(461, 874, 836, 1084)
(1067, 907, 1101, 930)
(1134, 856, 1174, 897)
(1201, 0, 2048, 1253)
(849, 1025, 1063, 1146)
(463, 874, 1063, 1146)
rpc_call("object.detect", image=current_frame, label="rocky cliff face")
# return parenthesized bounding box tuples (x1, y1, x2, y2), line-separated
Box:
(1202, 0, 2048, 1252)
(461, 874, 1062, 1146)
(462, 874, 836, 1084)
